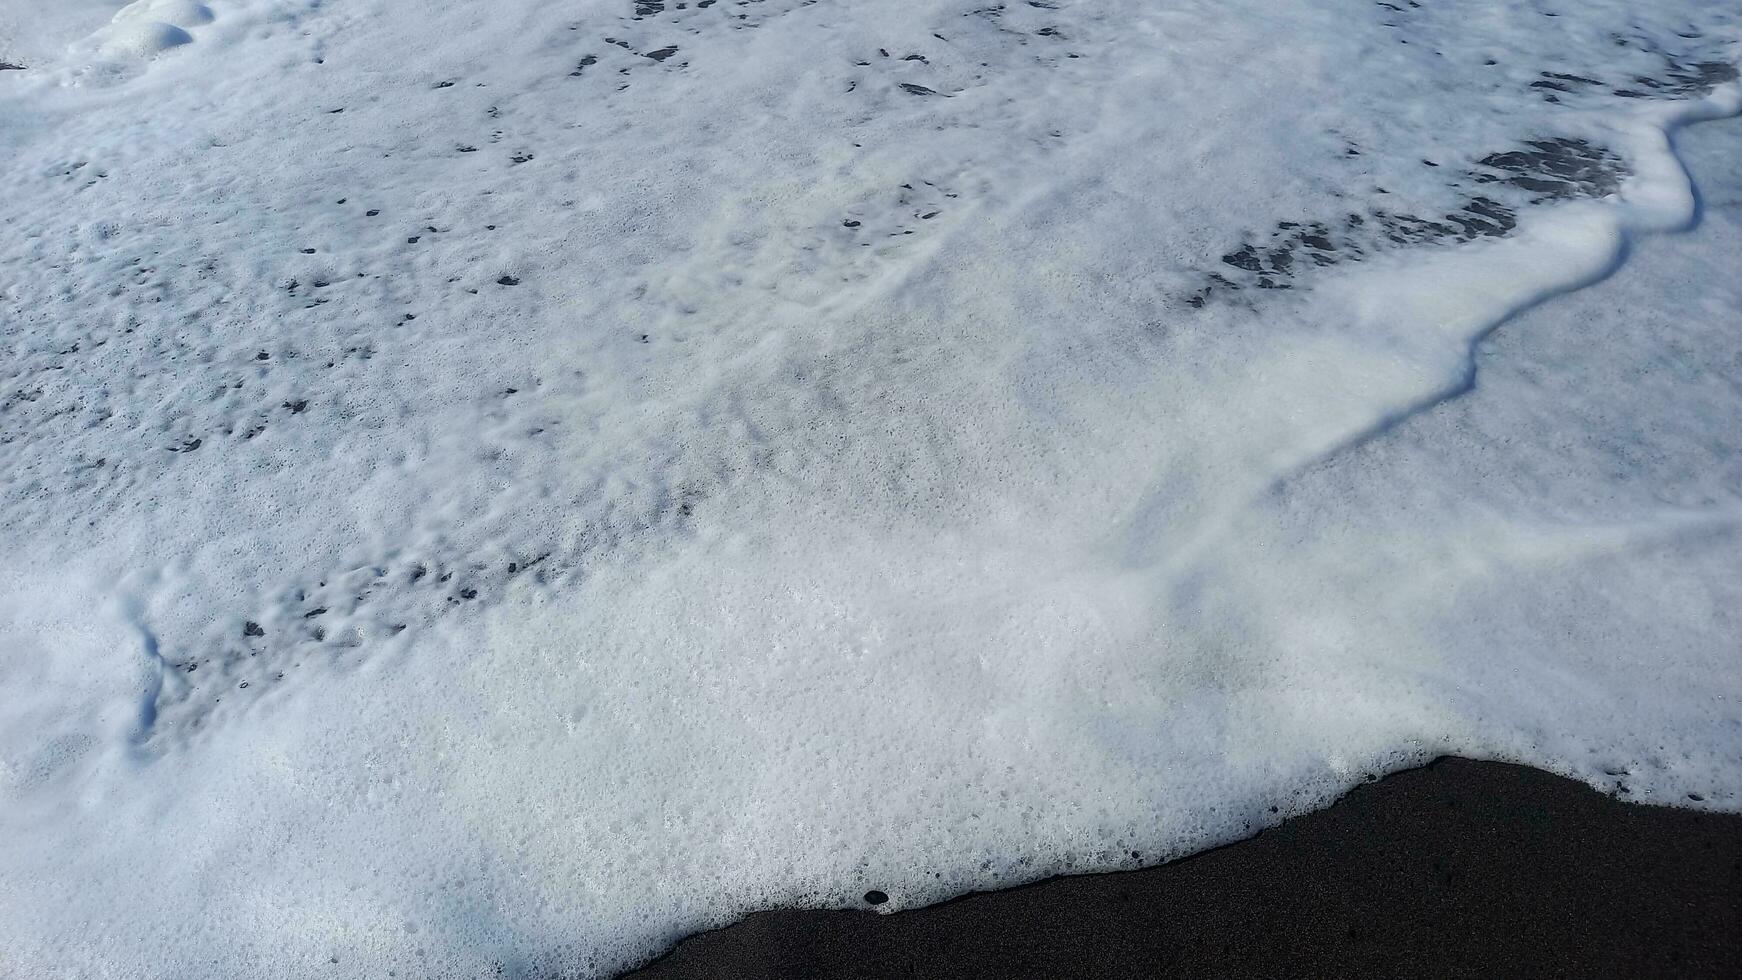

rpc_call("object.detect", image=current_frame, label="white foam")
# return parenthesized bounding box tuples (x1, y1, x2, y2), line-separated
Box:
(90, 18, 193, 59)
(0, 0, 1739, 975)
(113, 0, 215, 28)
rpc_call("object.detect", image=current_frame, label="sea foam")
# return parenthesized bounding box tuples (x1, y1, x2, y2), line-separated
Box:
(0, 0, 1739, 976)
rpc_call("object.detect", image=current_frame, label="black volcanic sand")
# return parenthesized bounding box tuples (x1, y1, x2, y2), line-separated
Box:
(623, 758, 1741, 979)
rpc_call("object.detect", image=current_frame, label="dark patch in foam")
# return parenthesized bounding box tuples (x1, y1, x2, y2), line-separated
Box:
(132, 472, 714, 739)
(1186, 136, 1624, 307)
(1472, 138, 1622, 201)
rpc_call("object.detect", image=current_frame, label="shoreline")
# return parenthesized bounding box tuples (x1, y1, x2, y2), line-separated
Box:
(623, 757, 1742, 978)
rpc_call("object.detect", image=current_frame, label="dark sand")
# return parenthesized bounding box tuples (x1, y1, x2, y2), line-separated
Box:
(624, 757, 1741, 978)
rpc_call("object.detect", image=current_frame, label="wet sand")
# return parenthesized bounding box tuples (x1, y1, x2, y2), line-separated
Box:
(624, 757, 1742, 978)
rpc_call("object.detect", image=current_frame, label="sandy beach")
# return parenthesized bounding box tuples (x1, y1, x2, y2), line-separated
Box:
(630, 758, 1742, 978)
